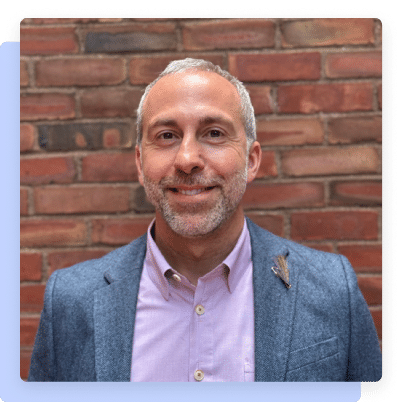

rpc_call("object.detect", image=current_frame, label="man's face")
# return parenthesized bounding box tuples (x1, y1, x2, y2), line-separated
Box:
(136, 70, 260, 237)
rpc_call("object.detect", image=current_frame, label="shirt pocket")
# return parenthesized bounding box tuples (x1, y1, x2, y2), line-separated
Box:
(287, 336, 338, 371)
(244, 362, 255, 382)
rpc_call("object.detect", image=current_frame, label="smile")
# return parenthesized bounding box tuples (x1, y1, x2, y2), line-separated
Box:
(169, 186, 215, 196)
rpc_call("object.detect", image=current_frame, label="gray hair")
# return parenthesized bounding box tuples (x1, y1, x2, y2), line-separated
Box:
(136, 58, 256, 150)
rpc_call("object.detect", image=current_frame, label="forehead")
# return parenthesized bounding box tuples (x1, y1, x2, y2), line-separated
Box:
(142, 71, 243, 127)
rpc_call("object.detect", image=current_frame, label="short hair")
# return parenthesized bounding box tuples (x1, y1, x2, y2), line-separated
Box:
(136, 58, 256, 149)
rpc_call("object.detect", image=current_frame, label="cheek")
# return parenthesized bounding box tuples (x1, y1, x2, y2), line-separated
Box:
(210, 148, 247, 174)
(141, 152, 174, 179)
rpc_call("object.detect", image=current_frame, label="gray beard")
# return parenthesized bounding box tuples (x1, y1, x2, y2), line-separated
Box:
(142, 167, 248, 237)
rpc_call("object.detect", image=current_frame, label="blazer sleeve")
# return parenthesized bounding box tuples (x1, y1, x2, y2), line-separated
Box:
(27, 270, 59, 381)
(341, 255, 382, 381)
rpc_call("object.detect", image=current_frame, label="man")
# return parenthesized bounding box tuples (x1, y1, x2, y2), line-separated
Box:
(28, 58, 382, 382)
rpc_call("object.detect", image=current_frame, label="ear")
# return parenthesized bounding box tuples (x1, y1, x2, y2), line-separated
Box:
(135, 144, 145, 186)
(246, 141, 262, 184)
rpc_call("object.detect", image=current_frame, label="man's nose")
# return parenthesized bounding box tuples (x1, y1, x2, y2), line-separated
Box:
(173, 135, 205, 174)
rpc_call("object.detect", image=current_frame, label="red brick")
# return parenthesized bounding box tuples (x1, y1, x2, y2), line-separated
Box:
(20, 252, 42, 281)
(278, 83, 373, 114)
(83, 22, 177, 53)
(20, 284, 46, 313)
(337, 244, 382, 273)
(325, 51, 382, 78)
(20, 93, 75, 121)
(256, 118, 324, 146)
(20, 157, 76, 185)
(48, 249, 109, 274)
(129, 54, 225, 85)
(182, 19, 275, 50)
(21, 317, 40, 346)
(36, 58, 126, 87)
(103, 128, 122, 148)
(281, 19, 375, 48)
(20, 124, 35, 152)
(37, 122, 132, 151)
(92, 217, 154, 245)
(328, 116, 382, 144)
(21, 189, 29, 216)
(255, 151, 278, 178)
(34, 186, 131, 215)
(330, 180, 382, 206)
(357, 276, 382, 305)
(20, 219, 87, 247)
(243, 182, 324, 210)
(20, 60, 29, 86)
(229, 52, 320, 82)
(81, 152, 138, 182)
(246, 85, 273, 114)
(129, 55, 177, 85)
(291, 211, 378, 241)
(244, 213, 284, 237)
(281, 146, 380, 176)
(20, 27, 79, 55)
(370, 308, 382, 339)
(80, 88, 142, 118)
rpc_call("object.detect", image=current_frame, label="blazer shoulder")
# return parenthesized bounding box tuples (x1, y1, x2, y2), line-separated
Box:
(49, 233, 147, 296)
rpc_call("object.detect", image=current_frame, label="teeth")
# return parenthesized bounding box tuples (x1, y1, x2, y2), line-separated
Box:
(169, 186, 215, 195)
(178, 188, 205, 196)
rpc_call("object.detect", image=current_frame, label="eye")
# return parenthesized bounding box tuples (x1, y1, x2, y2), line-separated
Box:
(154, 131, 178, 146)
(156, 131, 178, 143)
(160, 132, 175, 140)
(207, 129, 223, 139)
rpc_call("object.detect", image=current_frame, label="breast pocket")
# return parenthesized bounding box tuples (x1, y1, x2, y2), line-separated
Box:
(286, 337, 341, 382)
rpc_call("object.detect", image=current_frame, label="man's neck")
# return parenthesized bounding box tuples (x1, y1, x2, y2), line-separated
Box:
(153, 209, 245, 286)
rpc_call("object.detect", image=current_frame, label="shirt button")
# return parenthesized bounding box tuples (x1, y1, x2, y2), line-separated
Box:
(172, 273, 181, 282)
(195, 304, 205, 315)
(194, 369, 204, 381)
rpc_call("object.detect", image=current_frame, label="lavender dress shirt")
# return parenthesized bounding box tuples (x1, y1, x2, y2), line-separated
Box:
(130, 219, 255, 382)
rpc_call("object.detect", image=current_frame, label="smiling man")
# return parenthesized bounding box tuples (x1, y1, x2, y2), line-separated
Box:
(136, 67, 261, 285)
(28, 59, 382, 382)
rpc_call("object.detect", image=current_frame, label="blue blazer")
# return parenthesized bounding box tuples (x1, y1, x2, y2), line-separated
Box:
(28, 218, 382, 382)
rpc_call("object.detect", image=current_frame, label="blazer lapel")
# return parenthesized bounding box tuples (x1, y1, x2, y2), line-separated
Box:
(247, 219, 300, 382)
(93, 236, 146, 382)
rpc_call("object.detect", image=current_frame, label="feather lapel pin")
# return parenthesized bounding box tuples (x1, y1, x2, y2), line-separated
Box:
(271, 253, 291, 289)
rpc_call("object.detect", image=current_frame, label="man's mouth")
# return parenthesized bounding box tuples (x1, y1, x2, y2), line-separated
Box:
(168, 186, 216, 196)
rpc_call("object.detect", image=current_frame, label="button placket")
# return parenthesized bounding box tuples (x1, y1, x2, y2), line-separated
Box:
(189, 278, 213, 382)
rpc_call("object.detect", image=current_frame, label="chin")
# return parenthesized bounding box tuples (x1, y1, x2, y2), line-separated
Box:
(163, 209, 232, 238)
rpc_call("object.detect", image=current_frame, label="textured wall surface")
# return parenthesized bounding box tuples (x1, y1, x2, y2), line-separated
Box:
(20, 18, 382, 379)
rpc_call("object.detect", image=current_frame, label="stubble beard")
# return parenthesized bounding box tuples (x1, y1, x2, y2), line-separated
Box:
(142, 165, 248, 238)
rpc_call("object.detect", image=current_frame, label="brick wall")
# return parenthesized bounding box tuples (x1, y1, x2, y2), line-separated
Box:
(20, 18, 382, 379)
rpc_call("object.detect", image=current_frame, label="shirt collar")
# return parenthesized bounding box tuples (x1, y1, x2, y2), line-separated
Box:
(144, 218, 252, 300)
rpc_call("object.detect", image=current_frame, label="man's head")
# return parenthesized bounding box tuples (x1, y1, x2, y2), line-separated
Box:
(135, 58, 261, 238)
